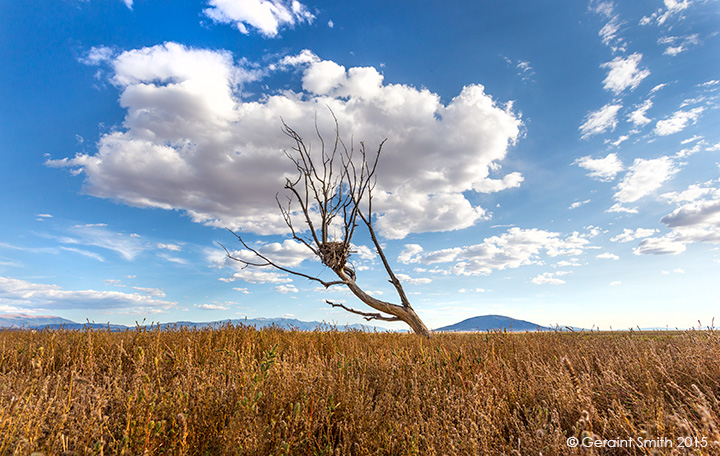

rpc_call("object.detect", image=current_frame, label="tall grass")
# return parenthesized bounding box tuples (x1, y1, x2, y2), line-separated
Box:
(0, 325, 718, 455)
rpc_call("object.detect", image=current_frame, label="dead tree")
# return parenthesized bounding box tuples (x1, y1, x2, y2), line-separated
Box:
(224, 115, 431, 337)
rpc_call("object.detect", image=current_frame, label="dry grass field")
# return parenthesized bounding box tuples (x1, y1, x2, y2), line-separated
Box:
(1, 324, 718, 455)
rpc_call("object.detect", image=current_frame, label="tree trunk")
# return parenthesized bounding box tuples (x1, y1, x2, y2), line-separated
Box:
(338, 269, 432, 337)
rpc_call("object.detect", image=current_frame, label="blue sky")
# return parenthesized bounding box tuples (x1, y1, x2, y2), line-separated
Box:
(1, 0, 719, 330)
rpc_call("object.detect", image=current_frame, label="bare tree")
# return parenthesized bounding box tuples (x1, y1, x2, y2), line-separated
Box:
(223, 114, 431, 337)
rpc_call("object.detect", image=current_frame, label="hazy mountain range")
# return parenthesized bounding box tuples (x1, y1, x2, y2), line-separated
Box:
(0, 313, 563, 332)
(0, 314, 379, 331)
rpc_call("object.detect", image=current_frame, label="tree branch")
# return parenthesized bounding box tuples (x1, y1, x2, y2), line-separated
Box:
(325, 300, 401, 322)
(221, 232, 347, 289)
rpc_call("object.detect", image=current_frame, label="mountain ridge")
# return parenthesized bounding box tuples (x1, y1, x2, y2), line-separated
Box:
(2, 313, 572, 332)
(434, 314, 551, 332)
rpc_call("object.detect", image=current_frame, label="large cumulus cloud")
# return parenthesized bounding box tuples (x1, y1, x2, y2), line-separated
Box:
(50, 43, 523, 239)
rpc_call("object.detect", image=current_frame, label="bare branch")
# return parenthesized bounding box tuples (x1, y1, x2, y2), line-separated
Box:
(326, 300, 401, 322)
(222, 232, 347, 289)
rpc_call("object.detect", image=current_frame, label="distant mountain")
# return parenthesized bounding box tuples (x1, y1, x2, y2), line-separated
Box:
(0, 314, 75, 328)
(152, 317, 378, 332)
(3, 313, 576, 333)
(435, 315, 551, 332)
(0, 314, 380, 332)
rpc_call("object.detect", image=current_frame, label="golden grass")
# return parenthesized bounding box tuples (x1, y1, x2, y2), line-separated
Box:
(0, 325, 718, 455)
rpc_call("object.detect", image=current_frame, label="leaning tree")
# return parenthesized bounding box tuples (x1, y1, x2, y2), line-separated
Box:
(223, 114, 431, 337)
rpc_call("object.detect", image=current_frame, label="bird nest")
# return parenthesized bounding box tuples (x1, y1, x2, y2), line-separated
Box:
(319, 241, 350, 270)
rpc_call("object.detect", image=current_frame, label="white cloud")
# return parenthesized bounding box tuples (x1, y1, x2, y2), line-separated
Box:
(207, 247, 293, 283)
(398, 244, 424, 264)
(231, 239, 316, 268)
(352, 245, 376, 261)
(569, 199, 591, 209)
(591, 2, 627, 53)
(650, 83, 668, 94)
(60, 246, 106, 262)
(232, 287, 251, 294)
(607, 203, 639, 214)
(404, 227, 593, 276)
(609, 281, 622, 286)
(531, 272, 568, 285)
(503, 57, 535, 82)
(220, 268, 292, 284)
(458, 288, 486, 293)
(50, 44, 522, 240)
(556, 259, 581, 267)
(0, 276, 176, 312)
(50, 224, 147, 261)
(596, 252, 620, 260)
(275, 48, 319, 68)
(609, 135, 629, 148)
(579, 104, 622, 138)
(203, 0, 315, 37)
(79, 46, 116, 66)
(654, 107, 704, 136)
(395, 273, 432, 285)
(599, 18, 622, 49)
(197, 303, 230, 310)
(122, 0, 133, 10)
(157, 243, 182, 251)
(681, 135, 702, 145)
(610, 228, 658, 243)
(275, 284, 298, 293)
(131, 286, 167, 297)
(659, 34, 700, 55)
(574, 153, 624, 181)
(613, 156, 679, 204)
(472, 172, 524, 193)
(601, 53, 650, 94)
(661, 197, 720, 230)
(661, 181, 716, 204)
(640, 0, 691, 26)
(628, 99, 653, 126)
(635, 180, 720, 255)
(633, 234, 687, 255)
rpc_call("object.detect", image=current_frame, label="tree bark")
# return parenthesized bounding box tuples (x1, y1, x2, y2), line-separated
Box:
(336, 269, 432, 337)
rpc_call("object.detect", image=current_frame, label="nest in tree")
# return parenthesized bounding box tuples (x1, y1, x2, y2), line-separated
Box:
(319, 241, 350, 271)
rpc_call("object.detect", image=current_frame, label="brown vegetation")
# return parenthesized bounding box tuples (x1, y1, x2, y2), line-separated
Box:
(1, 325, 719, 455)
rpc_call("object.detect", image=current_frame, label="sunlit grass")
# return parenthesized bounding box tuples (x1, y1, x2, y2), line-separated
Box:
(1, 325, 718, 455)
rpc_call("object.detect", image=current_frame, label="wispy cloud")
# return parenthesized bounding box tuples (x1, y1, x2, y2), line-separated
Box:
(610, 228, 658, 243)
(640, 0, 691, 27)
(196, 303, 230, 310)
(0, 276, 176, 312)
(532, 271, 571, 285)
(579, 104, 622, 138)
(569, 200, 591, 209)
(659, 34, 700, 55)
(654, 107, 704, 136)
